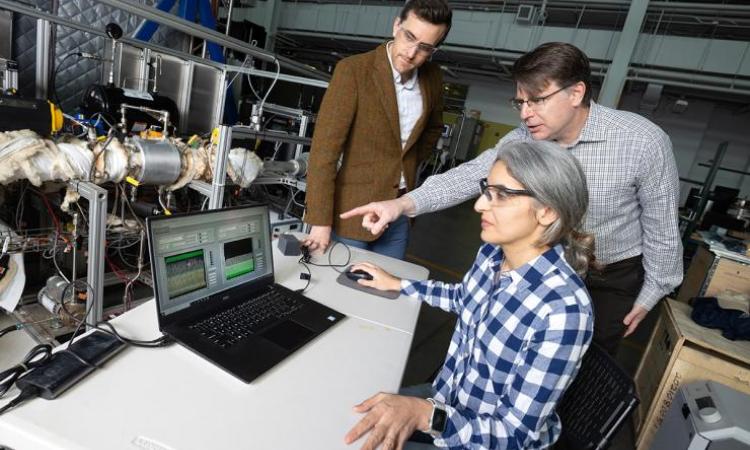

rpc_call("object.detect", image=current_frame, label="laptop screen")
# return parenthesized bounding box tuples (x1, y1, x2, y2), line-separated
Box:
(148, 205, 274, 317)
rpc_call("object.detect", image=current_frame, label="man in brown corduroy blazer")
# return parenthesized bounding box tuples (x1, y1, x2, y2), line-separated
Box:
(302, 0, 452, 259)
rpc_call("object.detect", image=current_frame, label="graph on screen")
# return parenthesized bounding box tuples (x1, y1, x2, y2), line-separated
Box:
(165, 249, 207, 298)
(223, 238, 255, 280)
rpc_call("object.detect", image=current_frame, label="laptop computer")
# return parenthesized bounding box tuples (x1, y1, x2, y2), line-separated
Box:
(146, 204, 345, 383)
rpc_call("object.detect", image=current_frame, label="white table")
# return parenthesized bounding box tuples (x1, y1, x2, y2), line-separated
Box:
(0, 243, 429, 450)
(277, 240, 429, 333)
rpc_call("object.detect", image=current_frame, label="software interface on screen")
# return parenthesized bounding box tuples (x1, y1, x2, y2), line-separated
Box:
(150, 207, 272, 316)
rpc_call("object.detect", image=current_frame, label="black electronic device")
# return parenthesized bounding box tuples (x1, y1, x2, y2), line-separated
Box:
(15, 331, 125, 400)
(345, 269, 373, 282)
(335, 269, 399, 300)
(80, 84, 179, 134)
(105, 22, 123, 40)
(0, 95, 63, 136)
(146, 204, 345, 383)
(277, 233, 302, 256)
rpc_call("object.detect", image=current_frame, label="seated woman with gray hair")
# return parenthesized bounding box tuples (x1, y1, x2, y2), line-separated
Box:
(343, 140, 595, 450)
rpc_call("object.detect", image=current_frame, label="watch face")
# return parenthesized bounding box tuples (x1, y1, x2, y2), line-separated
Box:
(432, 407, 448, 433)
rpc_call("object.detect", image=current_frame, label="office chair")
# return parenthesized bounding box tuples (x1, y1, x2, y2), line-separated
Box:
(555, 343, 640, 450)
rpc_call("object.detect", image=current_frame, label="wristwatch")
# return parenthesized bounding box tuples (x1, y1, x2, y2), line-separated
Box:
(425, 398, 448, 436)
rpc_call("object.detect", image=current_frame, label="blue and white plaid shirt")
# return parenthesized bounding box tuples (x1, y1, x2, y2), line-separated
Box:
(401, 243, 593, 449)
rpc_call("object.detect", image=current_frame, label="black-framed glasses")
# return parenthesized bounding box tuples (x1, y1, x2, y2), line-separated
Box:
(397, 26, 439, 55)
(509, 83, 575, 111)
(479, 178, 535, 204)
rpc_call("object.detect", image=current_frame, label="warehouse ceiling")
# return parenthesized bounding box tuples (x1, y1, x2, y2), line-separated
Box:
(272, 0, 750, 103)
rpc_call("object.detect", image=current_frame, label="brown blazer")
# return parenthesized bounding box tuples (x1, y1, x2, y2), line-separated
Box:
(304, 43, 444, 241)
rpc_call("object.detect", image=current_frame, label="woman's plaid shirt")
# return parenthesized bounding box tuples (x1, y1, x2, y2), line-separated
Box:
(401, 244, 593, 449)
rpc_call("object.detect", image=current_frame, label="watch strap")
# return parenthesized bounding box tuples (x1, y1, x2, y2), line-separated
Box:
(426, 397, 448, 436)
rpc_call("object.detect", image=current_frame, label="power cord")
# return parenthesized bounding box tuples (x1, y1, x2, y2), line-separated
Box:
(0, 385, 40, 416)
(0, 324, 21, 340)
(59, 280, 172, 349)
(0, 282, 170, 415)
(295, 241, 352, 293)
(0, 318, 61, 341)
(303, 241, 352, 271)
(0, 344, 52, 399)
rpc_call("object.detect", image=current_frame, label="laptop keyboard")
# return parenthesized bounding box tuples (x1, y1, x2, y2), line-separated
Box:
(189, 287, 304, 349)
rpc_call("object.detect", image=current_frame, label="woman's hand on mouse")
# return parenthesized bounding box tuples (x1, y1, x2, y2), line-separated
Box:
(350, 262, 402, 292)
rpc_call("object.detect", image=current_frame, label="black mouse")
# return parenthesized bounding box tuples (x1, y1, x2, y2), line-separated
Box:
(346, 269, 373, 281)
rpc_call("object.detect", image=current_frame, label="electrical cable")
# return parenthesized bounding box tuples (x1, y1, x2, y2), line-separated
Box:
(14, 183, 27, 230)
(0, 324, 20, 340)
(297, 260, 312, 293)
(258, 58, 281, 114)
(51, 233, 70, 284)
(302, 240, 352, 271)
(295, 241, 352, 293)
(121, 230, 145, 311)
(226, 55, 251, 91)
(58, 280, 172, 349)
(88, 130, 115, 183)
(119, 183, 145, 229)
(0, 385, 40, 416)
(62, 113, 90, 138)
(0, 344, 52, 399)
(0, 319, 58, 341)
(50, 52, 81, 106)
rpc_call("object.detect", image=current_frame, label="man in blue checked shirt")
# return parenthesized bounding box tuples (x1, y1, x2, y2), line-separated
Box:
(344, 140, 594, 450)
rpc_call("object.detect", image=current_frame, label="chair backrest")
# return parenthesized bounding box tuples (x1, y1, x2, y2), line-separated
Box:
(555, 343, 640, 450)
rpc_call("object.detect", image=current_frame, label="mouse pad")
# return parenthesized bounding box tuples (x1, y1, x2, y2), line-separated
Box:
(335, 271, 400, 299)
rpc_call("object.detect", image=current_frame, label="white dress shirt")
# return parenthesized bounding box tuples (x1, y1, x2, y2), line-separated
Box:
(386, 41, 423, 189)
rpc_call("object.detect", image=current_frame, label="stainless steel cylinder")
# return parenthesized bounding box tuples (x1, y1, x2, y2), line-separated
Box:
(130, 137, 181, 185)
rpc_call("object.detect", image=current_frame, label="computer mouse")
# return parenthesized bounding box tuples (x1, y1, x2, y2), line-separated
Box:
(345, 269, 373, 282)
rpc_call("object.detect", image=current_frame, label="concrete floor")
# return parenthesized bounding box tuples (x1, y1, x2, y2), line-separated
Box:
(402, 199, 655, 450)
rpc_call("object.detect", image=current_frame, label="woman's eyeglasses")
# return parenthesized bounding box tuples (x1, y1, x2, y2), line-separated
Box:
(479, 178, 535, 204)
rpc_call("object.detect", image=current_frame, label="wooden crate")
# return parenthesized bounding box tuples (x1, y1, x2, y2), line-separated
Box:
(633, 300, 750, 450)
(677, 245, 750, 311)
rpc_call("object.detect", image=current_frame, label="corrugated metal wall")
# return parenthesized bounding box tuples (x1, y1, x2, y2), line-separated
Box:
(12, 0, 185, 111)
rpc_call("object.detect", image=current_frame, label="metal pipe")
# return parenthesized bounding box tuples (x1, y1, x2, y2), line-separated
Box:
(632, 67, 750, 89)
(225, 0, 235, 36)
(209, 125, 232, 210)
(627, 75, 750, 96)
(120, 103, 170, 136)
(649, 2, 750, 13)
(451, 0, 750, 13)
(93, 0, 329, 81)
(683, 142, 728, 241)
(226, 64, 329, 89)
(69, 181, 107, 329)
(35, 18, 52, 99)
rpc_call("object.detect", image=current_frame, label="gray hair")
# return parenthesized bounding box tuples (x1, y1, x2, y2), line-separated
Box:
(495, 140, 595, 275)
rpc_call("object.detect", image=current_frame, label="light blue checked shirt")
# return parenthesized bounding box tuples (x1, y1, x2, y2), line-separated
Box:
(408, 102, 683, 311)
(401, 243, 593, 449)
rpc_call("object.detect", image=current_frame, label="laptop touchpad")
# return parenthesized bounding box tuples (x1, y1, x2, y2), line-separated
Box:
(262, 320, 314, 350)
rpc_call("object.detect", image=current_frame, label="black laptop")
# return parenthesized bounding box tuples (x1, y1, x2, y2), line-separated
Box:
(146, 204, 345, 383)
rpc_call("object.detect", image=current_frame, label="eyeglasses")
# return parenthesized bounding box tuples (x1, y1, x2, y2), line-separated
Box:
(509, 83, 574, 111)
(397, 26, 439, 55)
(479, 178, 535, 205)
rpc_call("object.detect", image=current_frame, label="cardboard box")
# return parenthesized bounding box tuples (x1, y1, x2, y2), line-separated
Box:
(677, 245, 750, 311)
(633, 300, 750, 450)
